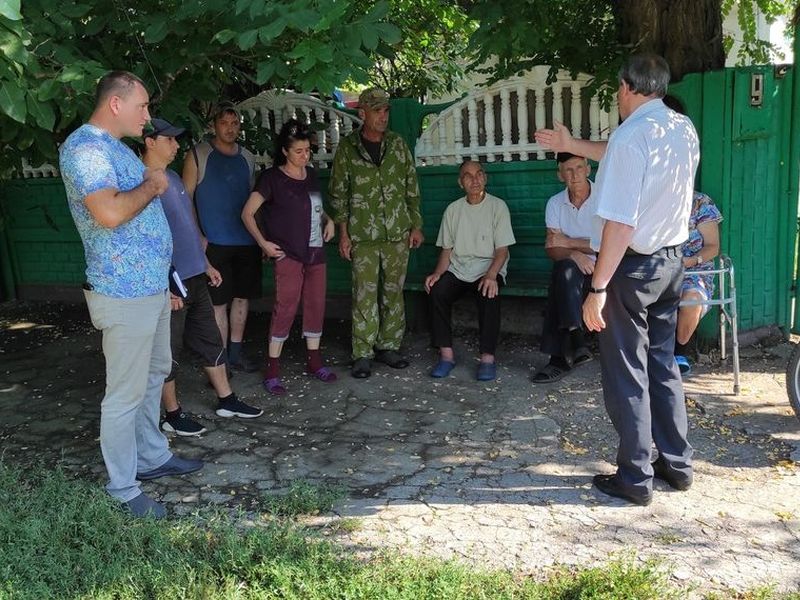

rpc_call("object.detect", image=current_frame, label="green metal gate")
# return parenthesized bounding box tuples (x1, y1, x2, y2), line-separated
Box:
(2, 65, 800, 337)
(671, 64, 800, 335)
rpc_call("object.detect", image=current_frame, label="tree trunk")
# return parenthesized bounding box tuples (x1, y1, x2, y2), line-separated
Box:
(612, 0, 726, 81)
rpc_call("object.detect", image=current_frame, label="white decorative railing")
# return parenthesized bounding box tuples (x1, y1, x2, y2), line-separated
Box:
(17, 70, 617, 176)
(21, 158, 59, 178)
(237, 90, 362, 169)
(415, 66, 619, 166)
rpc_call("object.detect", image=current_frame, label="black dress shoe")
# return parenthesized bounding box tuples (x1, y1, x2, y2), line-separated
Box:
(593, 473, 653, 506)
(351, 357, 372, 378)
(374, 349, 409, 369)
(652, 457, 693, 491)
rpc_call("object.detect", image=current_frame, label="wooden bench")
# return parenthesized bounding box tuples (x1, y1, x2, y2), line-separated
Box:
(403, 278, 550, 297)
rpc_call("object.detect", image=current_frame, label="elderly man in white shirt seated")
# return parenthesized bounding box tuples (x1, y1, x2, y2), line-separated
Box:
(532, 151, 598, 383)
(424, 160, 516, 382)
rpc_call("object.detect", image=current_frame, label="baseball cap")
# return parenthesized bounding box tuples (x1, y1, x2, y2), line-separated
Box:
(556, 151, 583, 163)
(143, 117, 186, 139)
(358, 87, 390, 110)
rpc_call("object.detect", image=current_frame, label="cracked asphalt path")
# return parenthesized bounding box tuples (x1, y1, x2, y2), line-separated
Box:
(1, 301, 798, 596)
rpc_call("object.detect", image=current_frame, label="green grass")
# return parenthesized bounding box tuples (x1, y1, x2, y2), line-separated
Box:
(0, 463, 796, 600)
(261, 480, 346, 517)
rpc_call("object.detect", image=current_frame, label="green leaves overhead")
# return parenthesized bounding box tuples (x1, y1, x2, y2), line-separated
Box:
(0, 0, 795, 176)
(0, 0, 410, 175)
(358, 0, 476, 100)
(0, 0, 21, 21)
(467, 0, 796, 98)
(26, 93, 55, 131)
(0, 79, 24, 122)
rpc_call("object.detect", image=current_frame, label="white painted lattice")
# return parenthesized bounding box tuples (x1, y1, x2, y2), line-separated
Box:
(415, 66, 619, 166)
(236, 90, 362, 169)
(21, 158, 59, 178)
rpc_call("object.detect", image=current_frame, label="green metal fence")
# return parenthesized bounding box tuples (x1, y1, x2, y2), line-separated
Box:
(2, 64, 799, 337)
(671, 66, 799, 334)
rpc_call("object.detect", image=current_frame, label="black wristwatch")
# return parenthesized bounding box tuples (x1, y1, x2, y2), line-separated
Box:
(588, 286, 606, 294)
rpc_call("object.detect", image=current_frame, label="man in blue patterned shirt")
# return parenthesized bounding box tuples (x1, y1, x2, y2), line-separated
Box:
(60, 71, 203, 518)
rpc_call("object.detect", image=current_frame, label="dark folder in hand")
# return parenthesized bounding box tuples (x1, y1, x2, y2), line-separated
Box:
(169, 266, 189, 299)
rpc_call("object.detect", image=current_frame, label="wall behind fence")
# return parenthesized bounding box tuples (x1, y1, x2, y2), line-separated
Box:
(1, 65, 798, 337)
(0, 161, 564, 302)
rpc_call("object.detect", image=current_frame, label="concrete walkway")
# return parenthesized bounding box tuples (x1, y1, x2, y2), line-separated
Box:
(1, 301, 798, 596)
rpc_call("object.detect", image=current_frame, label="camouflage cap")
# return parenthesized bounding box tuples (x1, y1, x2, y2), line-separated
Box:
(358, 87, 390, 110)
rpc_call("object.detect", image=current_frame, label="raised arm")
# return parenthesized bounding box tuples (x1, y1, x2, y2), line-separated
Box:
(84, 168, 168, 228)
(535, 120, 608, 162)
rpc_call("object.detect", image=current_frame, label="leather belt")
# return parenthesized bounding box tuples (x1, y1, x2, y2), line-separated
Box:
(624, 244, 681, 257)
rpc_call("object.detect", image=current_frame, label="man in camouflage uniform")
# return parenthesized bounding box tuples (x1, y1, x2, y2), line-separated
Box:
(329, 88, 424, 378)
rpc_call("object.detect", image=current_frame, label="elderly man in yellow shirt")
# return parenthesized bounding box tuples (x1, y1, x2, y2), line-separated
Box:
(424, 160, 516, 381)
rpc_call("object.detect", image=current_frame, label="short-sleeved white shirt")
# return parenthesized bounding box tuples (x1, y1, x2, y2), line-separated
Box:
(544, 183, 597, 241)
(436, 193, 516, 283)
(590, 99, 700, 254)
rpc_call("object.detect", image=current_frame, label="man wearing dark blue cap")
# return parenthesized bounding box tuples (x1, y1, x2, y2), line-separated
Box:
(142, 118, 263, 435)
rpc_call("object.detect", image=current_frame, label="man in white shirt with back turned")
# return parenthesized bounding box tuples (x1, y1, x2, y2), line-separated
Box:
(538, 54, 700, 506)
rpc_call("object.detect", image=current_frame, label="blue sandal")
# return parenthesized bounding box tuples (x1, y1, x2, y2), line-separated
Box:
(476, 362, 496, 381)
(430, 359, 455, 378)
(675, 355, 692, 376)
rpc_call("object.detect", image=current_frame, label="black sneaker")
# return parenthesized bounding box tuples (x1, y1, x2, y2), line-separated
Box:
(215, 395, 263, 418)
(161, 410, 207, 437)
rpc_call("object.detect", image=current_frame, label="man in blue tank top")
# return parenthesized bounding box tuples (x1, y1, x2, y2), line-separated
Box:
(182, 103, 260, 373)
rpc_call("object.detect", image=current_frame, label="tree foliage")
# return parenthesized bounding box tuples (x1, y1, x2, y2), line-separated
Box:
(0, 0, 796, 174)
(467, 0, 796, 94)
(0, 0, 402, 173)
(360, 0, 476, 100)
(723, 0, 796, 63)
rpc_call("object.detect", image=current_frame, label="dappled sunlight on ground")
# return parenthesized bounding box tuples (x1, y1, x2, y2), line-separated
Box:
(0, 300, 798, 596)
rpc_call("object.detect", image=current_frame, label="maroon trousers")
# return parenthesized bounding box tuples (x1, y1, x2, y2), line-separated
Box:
(269, 255, 326, 342)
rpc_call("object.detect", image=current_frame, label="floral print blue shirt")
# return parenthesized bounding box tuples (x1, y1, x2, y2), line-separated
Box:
(681, 192, 723, 296)
(60, 124, 172, 298)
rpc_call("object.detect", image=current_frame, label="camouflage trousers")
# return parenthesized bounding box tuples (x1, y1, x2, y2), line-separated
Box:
(350, 240, 410, 360)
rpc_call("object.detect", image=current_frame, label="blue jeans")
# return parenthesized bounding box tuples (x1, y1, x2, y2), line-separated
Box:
(84, 290, 173, 502)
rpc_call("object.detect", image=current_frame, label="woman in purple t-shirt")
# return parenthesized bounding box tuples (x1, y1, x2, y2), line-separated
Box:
(242, 119, 336, 394)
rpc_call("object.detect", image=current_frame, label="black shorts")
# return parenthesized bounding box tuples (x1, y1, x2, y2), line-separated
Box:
(166, 274, 226, 381)
(205, 243, 262, 305)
